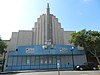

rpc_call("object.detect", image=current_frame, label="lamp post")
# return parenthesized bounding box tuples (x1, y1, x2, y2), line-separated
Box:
(57, 60, 60, 75)
(71, 46, 74, 70)
(1, 50, 7, 72)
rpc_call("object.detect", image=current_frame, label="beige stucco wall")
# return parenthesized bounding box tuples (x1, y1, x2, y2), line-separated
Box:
(6, 30, 33, 51)
(64, 31, 75, 45)
(17, 30, 33, 46)
(6, 32, 18, 51)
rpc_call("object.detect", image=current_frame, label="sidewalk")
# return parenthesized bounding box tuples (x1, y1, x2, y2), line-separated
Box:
(0, 71, 19, 74)
(0, 70, 53, 74)
(0, 69, 73, 74)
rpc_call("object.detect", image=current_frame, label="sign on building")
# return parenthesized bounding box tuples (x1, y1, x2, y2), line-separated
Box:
(26, 48, 34, 54)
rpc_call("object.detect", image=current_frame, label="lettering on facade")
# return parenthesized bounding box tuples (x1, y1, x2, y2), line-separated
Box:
(26, 48, 34, 54)
(60, 48, 68, 52)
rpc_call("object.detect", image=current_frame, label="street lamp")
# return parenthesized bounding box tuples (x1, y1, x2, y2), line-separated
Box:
(71, 46, 75, 70)
(57, 60, 60, 75)
(1, 50, 7, 72)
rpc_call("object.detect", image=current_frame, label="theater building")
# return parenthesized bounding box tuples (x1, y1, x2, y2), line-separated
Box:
(5, 4, 87, 71)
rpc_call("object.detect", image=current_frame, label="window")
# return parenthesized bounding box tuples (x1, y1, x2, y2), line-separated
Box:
(43, 56, 48, 64)
(49, 60, 51, 64)
(27, 56, 30, 65)
(12, 56, 17, 66)
(40, 56, 44, 64)
(61, 56, 66, 64)
(49, 56, 53, 64)
(35, 56, 39, 65)
(7, 56, 12, 66)
(17, 56, 22, 66)
(45, 60, 47, 64)
(30, 56, 35, 65)
(40, 60, 43, 64)
(22, 56, 26, 65)
(53, 56, 56, 64)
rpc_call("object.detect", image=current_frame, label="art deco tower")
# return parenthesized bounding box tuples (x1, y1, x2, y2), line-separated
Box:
(6, 3, 74, 52)
(33, 4, 64, 45)
(33, 3, 64, 45)
(47, 3, 53, 44)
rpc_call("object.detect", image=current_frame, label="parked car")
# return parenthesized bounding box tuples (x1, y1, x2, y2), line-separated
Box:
(75, 62, 98, 70)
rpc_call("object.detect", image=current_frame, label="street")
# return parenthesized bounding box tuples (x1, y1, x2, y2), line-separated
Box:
(1, 70, 100, 75)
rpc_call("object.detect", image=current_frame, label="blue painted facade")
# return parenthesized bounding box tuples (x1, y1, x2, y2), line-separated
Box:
(6, 45, 86, 71)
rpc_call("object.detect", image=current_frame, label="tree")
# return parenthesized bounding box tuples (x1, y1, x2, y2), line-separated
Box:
(69, 29, 100, 64)
(0, 37, 7, 54)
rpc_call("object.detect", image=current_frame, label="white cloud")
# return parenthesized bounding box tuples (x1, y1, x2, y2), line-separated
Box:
(0, 0, 24, 40)
(0, 0, 45, 40)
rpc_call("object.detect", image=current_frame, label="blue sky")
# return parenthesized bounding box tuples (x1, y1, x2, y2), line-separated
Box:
(0, 0, 100, 40)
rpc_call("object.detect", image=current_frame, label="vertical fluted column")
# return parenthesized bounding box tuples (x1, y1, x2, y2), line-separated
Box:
(61, 28, 64, 44)
(38, 17, 41, 45)
(47, 3, 53, 44)
(52, 16, 56, 44)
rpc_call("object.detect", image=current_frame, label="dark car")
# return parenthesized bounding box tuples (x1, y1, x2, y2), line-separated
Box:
(75, 62, 98, 70)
